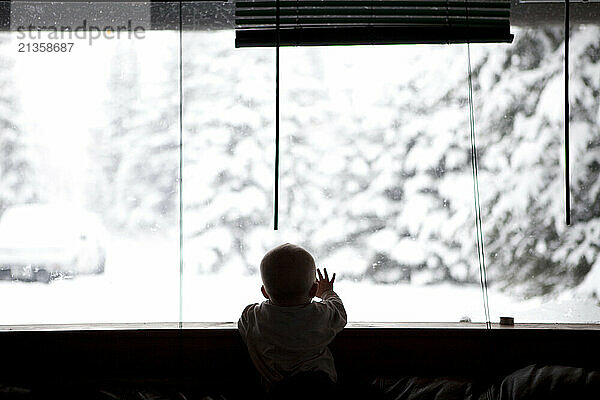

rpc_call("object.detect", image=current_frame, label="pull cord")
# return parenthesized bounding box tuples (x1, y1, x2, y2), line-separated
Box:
(274, 0, 280, 230)
(465, 4, 493, 400)
(565, 0, 571, 225)
(465, 0, 492, 329)
(178, 0, 184, 328)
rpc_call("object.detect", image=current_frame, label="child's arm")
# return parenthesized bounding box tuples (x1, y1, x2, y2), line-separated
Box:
(316, 268, 347, 332)
(237, 303, 257, 343)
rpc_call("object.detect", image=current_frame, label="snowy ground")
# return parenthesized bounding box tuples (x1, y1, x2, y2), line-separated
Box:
(0, 236, 598, 326)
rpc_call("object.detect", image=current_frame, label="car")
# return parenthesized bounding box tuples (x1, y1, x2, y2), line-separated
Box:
(0, 204, 108, 283)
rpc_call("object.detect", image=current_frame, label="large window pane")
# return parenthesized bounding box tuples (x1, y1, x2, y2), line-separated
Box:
(181, 4, 491, 322)
(3, 1, 598, 326)
(472, 6, 600, 322)
(0, 3, 180, 324)
(181, 22, 278, 322)
(566, 14, 600, 320)
(277, 45, 489, 322)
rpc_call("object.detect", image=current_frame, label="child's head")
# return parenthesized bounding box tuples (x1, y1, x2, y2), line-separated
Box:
(260, 243, 317, 306)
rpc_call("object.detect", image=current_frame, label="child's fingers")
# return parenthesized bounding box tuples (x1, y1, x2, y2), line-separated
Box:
(324, 268, 329, 281)
(317, 268, 324, 281)
(331, 273, 336, 284)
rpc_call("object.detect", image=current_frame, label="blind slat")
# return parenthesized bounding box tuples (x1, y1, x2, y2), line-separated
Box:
(236, 25, 512, 46)
(237, 17, 508, 26)
(235, 0, 513, 47)
(236, 8, 510, 18)
(236, 1, 510, 9)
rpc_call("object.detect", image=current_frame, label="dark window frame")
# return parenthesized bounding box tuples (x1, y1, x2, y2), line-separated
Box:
(2, 1, 600, 32)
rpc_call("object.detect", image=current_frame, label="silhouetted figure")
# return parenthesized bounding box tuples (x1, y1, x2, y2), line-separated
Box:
(238, 243, 346, 399)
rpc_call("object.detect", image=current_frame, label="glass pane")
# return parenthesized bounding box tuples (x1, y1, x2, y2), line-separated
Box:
(564, 5, 600, 322)
(181, 0, 486, 322)
(181, 2, 280, 322)
(0, 2, 180, 324)
(277, 45, 485, 322)
(472, 4, 600, 323)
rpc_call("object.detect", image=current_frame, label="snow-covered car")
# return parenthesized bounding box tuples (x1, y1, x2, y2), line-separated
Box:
(0, 204, 108, 283)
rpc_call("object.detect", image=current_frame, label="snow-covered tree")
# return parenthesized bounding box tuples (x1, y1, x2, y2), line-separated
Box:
(178, 26, 599, 301)
(364, 44, 478, 285)
(183, 31, 274, 274)
(112, 43, 179, 232)
(469, 26, 600, 298)
(90, 42, 143, 229)
(0, 34, 36, 214)
(90, 40, 179, 232)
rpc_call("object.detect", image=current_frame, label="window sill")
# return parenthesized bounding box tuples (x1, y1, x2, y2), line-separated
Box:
(1, 321, 598, 332)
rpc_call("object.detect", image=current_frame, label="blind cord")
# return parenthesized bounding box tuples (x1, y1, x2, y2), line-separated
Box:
(565, 0, 571, 226)
(178, 0, 184, 329)
(177, 0, 185, 389)
(465, 5, 494, 400)
(274, 0, 280, 230)
(465, 0, 492, 330)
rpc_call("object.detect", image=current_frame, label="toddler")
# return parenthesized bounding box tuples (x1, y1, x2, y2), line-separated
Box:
(238, 243, 347, 398)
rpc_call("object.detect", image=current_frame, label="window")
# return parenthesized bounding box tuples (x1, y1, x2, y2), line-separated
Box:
(0, 1, 598, 327)
(471, 4, 600, 323)
(0, 2, 180, 324)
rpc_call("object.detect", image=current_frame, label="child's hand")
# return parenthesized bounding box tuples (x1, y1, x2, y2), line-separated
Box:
(315, 268, 336, 299)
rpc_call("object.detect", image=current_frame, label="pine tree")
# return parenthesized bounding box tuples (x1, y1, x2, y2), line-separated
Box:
(178, 27, 600, 301)
(115, 40, 179, 232)
(466, 26, 599, 297)
(90, 42, 143, 230)
(90, 40, 180, 233)
(343, 44, 479, 284)
(183, 31, 274, 274)
(0, 34, 36, 215)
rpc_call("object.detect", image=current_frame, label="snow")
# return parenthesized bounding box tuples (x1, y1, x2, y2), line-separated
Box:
(1, 237, 597, 325)
(322, 247, 365, 276)
(0, 236, 180, 325)
(536, 83, 565, 126)
(390, 238, 426, 266)
(366, 229, 398, 253)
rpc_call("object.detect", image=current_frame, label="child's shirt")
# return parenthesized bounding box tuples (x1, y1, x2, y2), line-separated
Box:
(237, 290, 347, 390)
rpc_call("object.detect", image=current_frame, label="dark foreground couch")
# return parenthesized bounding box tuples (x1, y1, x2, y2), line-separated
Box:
(0, 324, 598, 400)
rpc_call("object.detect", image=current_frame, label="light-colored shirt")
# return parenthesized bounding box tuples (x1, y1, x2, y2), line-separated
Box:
(238, 290, 347, 390)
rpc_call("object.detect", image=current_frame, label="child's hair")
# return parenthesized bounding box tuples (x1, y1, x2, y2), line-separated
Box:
(260, 243, 316, 304)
